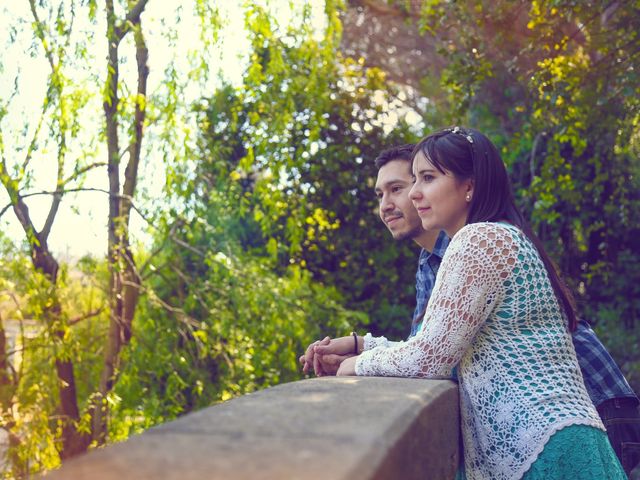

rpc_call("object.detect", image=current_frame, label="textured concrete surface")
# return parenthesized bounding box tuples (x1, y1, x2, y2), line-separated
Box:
(41, 377, 459, 480)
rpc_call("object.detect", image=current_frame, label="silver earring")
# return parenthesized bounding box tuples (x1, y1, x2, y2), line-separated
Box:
(466, 194, 471, 202)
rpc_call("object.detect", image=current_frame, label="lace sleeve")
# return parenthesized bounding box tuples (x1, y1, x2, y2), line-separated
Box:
(355, 223, 517, 378)
(362, 333, 401, 350)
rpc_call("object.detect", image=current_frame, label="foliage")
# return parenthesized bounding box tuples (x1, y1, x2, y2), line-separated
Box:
(0, 237, 108, 477)
(191, 7, 424, 339)
(1, 0, 639, 475)
(0, 0, 210, 473)
(111, 231, 357, 437)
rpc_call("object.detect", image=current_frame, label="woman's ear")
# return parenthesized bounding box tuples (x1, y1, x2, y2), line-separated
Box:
(465, 179, 474, 203)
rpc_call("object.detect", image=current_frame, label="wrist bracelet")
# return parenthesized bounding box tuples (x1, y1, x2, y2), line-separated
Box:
(351, 331, 358, 355)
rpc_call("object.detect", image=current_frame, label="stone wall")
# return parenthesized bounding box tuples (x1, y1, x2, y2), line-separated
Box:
(41, 377, 460, 480)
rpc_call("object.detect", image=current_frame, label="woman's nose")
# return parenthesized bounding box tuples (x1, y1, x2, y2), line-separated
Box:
(408, 182, 420, 200)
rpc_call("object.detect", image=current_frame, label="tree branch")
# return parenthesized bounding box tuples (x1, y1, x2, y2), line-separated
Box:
(139, 221, 180, 278)
(21, 85, 52, 176)
(0, 187, 147, 223)
(68, 308, 105, 326)
(142, 284, 200, 328)
(168, 234, 207, 258)
(122, 20, 149, 222)
(114, 0, 150, 41)
(123, 0, 150, 33)
(62, 162, 108, 185)
(0, 160, 38, 242)
(28, 0, 56, 70)
(41, 190, 62, 242)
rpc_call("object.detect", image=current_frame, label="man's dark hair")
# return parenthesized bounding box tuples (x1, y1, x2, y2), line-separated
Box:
(374, 144, 416, 169)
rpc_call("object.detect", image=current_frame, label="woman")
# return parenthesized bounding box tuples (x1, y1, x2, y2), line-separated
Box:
(334, 127, 626, 479)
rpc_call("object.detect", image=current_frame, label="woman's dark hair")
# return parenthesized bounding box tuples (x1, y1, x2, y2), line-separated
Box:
(412, 127, 578, 331)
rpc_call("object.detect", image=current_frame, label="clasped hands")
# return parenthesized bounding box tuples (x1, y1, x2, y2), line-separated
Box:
(299, 335, 358, 376)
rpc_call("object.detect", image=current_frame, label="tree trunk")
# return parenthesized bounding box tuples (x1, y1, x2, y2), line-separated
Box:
(32, 232, 91, 458)
(93, 0, 148, 444)
(0, 312, 11, 409)
(2, 175, 90, 458)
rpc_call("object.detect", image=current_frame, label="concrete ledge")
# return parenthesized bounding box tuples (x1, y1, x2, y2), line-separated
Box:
(42, 377, 459, 479)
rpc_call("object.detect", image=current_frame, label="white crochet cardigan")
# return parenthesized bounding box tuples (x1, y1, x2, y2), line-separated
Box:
(355, 222, 603, 480)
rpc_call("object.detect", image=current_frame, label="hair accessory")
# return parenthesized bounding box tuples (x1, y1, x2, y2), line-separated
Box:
(351, 332, 358, 355)
(445, 126, 477, 166)
(447, 126, 474, 144)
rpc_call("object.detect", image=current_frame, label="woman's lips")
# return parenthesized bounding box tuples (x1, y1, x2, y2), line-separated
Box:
(416, 207, 431, 216)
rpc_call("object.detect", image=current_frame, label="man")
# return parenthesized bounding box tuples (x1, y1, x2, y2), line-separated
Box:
(300, 144, 448, 376)
(373, 145, 450, 338)
(300, 144, 443, 375)
(300, 143, 640, 475)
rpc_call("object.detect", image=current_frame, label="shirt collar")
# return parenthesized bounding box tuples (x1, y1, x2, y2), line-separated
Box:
(432, 230, 450, 257)
(419, 230, 450, 264)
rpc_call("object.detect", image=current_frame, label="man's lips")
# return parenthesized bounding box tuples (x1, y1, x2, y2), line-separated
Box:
(385, 215, 402, 225)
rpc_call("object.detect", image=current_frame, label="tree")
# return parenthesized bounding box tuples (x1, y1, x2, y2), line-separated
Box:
(0, 0, 101, 461)
(93, 0, 149, 444)
(0, 0, 370, 473)
(193, 3, 425, 338)
(0, 0, 152, 471)
(108, 2, 373, 430)
(339, 0, 640, 388)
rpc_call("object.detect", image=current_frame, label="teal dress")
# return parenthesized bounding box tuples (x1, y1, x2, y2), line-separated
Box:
(439, 356, 625, 478)
(522, 424, 626, 479)
(365, 223, 626, 479)
(454, 425, 626, 479)
(452, 223, 627, 479)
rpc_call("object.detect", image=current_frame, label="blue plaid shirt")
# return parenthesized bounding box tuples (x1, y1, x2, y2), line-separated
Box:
(409, 231, 637, 406)
(573, 320, 638, 406)
(410, 231, 449, 337)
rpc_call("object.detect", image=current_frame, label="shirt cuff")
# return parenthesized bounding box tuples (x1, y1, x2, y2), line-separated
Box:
(363, 332, 390, 351)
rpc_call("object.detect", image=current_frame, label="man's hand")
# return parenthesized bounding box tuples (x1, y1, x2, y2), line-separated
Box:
(299, 335, 359, 376)
(314, 335, 358, 357)
(299, 336, 330, 375)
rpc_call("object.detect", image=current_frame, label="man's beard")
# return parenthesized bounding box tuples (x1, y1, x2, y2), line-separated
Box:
(393, 223, 423, 242)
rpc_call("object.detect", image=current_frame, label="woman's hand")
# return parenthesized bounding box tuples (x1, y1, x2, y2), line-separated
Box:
(314, 352, 355, 376)
(336, 355, 357, 376)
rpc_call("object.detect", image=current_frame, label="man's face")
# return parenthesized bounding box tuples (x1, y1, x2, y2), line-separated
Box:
(375, 159, 424, 241)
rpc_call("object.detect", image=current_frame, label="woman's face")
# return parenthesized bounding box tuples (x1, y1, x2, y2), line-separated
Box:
(409, 150, 473, 237)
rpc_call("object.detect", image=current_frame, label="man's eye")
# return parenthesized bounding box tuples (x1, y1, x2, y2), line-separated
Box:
(391, 186, 402, 193)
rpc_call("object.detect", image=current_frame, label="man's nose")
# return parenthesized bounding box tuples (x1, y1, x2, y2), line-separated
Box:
(380, 196, 394, 211)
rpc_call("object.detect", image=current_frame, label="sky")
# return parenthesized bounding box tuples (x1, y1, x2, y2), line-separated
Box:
(0, 1, 327, 261)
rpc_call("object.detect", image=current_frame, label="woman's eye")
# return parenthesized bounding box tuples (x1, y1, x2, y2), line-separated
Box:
(423, 174, 434, 182)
